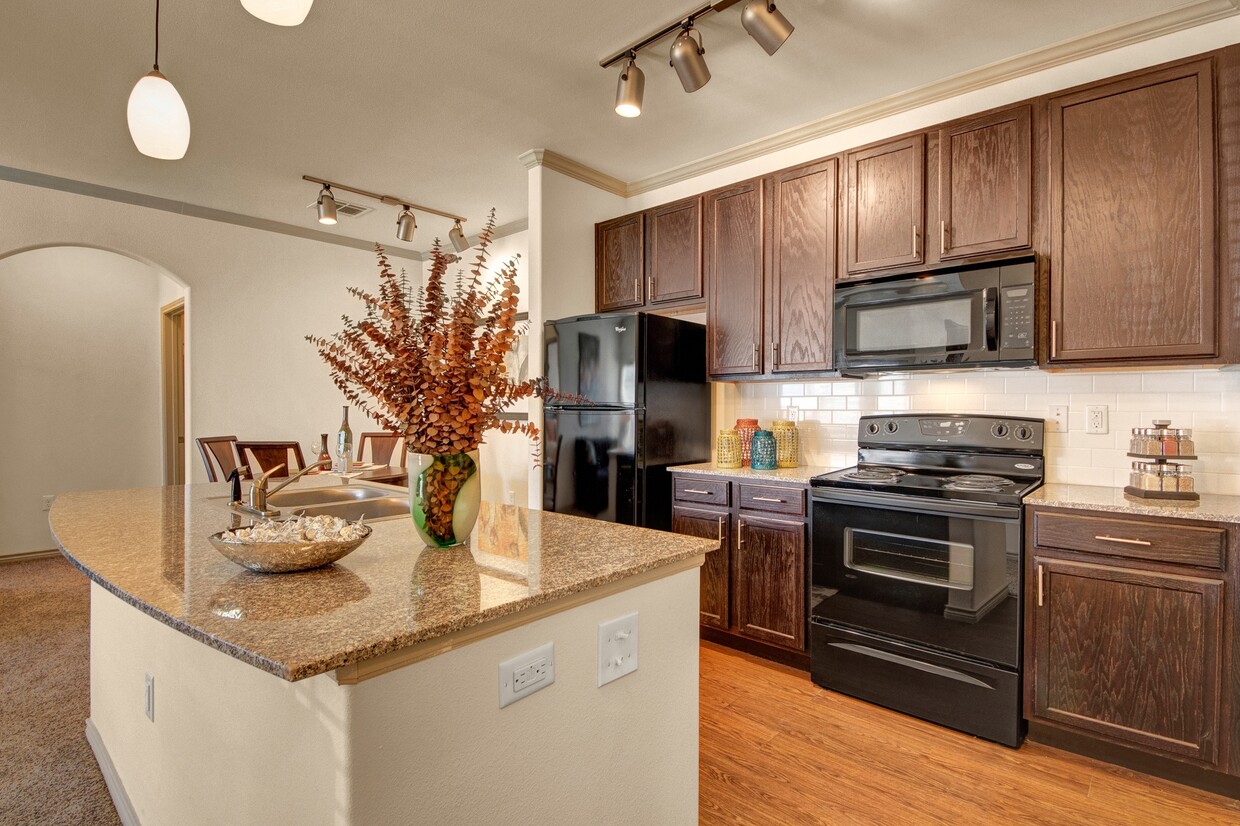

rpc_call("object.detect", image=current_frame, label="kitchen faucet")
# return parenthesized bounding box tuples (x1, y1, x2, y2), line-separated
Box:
(233, 458, 333, 518)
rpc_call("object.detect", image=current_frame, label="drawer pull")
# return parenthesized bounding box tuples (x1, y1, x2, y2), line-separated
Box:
(1037, 564, 1044, 607)
(737, 518, 745, 547)
(752, 496, 785, 503)
(683, 488, 713, 496)
(1094, 535, 1152, 547)
(717, 516, 724, 543)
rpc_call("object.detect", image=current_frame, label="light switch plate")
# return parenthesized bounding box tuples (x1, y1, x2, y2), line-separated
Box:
(1047, 406, 1068, 433)
(499, 643, 555, 708)
(598, 612, 639, 687)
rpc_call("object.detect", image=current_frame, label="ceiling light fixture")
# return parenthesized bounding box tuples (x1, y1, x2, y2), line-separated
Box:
(614, 53, 645, 117)
(316, 185, 338, 224)
(303, 176, 467, 245)
(127, 0, 191, 160)
(598, 0, 795, 114)
(741, 0, 794, 55)
(449, 220, 469, 252)
(240, 0, 314, 26)
(396, 207, 417, 243)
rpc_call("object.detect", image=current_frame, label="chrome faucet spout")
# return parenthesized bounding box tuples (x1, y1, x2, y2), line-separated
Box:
(236, 459, 334, 518)
(267, 458, 335, 497)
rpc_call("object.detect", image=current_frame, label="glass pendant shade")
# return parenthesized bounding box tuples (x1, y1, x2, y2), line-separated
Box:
(741, 1, 794, 55)
(614, 58, 644, 117)
(240, 0, 314, 26)
(127, 70, 191, 160)
(669, 28, 710, 93)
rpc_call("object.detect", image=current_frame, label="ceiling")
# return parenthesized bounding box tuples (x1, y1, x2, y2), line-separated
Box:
(0, 0, 1212, 251)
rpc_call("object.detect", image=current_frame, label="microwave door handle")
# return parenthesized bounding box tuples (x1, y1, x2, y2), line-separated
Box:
(982, 287, 997, 352)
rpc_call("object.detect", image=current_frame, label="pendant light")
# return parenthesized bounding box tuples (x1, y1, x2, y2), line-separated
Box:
(449, 220, 469, 252)
(240, 0, 314, 26)
(317, 185, 338, 224)
(668, 24, 710, 93)
(614, 54, 645, 118)
(396, 207, 417, 243)
(741, 1, 795, 55)
(127, 0, 191, 160)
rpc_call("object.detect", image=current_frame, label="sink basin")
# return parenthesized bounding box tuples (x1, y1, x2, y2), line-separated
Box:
(288, 497, 410, 523)
(266, 485, 391, 508)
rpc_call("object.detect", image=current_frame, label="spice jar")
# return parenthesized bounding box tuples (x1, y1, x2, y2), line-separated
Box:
(771, 419, 800, 468)
(716, 429, 743, 469)
(750, 430, 777, 470)
(1170, 428, 1195, 456)
(735, 418, 760, 466)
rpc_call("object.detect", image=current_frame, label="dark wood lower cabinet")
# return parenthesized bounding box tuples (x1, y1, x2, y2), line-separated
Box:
(671, 505, 730, 629)
(734, 514, 806, 651)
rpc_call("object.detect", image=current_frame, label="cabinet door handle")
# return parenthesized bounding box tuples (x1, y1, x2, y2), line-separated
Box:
(648, 276, 655, 298)
(633, 277, 640, 301)
(940, 220, 947, 255)
(683, 488, 712, 495)
(1037, 564, 1044, 607)
(752, 342, 759, 369)
(737, 518, 745, 547)
(912, 224, 920, 258)
(1094, 535, 1152, 546)
(717, 516, 724, 543)
(770, 341, 778, 368)
(752, 496, 785, 503)
(1051, 320, 1059, 359)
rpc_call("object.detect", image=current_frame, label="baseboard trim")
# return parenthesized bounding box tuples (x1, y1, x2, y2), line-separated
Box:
(0, 548, 61, 565)
(85, 718, 140, 826)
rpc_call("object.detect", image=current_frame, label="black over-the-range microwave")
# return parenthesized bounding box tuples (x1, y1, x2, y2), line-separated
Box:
(833, 258, 1036, 373)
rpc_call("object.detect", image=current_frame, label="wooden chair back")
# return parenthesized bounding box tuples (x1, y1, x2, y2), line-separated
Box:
(235, 441, 306, 478)
(196, 436, 242, 483)
(356, 432, 406, 467)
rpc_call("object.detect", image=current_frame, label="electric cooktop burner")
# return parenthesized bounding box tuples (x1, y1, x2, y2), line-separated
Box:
(843, 468, 907, 482)
(943, 474, 1016, 491)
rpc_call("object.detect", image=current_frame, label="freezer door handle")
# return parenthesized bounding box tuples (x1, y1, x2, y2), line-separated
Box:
(827, 642, 993, 690)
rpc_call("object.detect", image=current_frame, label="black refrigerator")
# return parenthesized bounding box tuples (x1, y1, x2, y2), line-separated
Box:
(542, 312, 711, 532)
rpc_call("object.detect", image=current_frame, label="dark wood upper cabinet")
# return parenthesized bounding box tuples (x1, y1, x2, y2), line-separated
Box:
(1030, 553, 1223, 767)
(770, 159, 837, 373)
(845, 134, 925, 275)
(939, 106, 1032, 260)
(706, 179, 766, 376)
(734, 514, 805, 651)
(595, 212, 645, 312)
(1048, 59, 1217, 363)
(647, 197, 703, 305)
(672, 505, 730, 629)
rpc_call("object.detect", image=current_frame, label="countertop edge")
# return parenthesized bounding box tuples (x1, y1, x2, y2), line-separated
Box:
(1023, 484, 1240, 524)
(669, 463, 835, 485)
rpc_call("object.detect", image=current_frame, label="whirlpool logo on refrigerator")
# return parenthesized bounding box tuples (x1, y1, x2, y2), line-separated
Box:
(615, 325, 627, 333)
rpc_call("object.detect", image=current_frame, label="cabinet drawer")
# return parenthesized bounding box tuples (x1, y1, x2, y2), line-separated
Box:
(1033, 511, 1225, 570)
(673, 477, 730, 507)
(737, 484, 805, 517)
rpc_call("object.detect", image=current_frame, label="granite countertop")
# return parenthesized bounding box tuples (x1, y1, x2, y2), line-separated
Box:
(669, 462, 836, 485)
(1024, 483, 1240, 524)
(50, 479, 715, 682)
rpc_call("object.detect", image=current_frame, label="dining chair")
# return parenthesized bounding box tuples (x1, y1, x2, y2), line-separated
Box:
(196, 436, 243, 483)
(356, 432, 406, 467)
(235, 441, 306, 478)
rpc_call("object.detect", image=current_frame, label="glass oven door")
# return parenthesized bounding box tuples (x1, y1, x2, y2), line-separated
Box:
(810, 492, 1021, 669)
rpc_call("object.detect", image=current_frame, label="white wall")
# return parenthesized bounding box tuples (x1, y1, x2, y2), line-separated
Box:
(0, 246, 170, 555)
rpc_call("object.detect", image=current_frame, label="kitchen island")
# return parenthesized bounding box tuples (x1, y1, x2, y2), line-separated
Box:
(50, 479, 714, 825)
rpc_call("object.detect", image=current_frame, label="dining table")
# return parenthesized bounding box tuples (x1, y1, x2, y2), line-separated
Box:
(306, 465, 409, 486)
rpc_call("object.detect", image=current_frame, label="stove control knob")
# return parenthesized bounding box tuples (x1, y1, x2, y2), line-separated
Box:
(884, 421, 899, 434)
(1013, 425, 1034, 442)
(991, 423, 1010, 439)
(866, 422, 881, 436)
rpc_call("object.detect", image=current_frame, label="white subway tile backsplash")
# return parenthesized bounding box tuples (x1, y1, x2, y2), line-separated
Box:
(1091, 373, 1145, 393)
(1141, 372, 1197, 392)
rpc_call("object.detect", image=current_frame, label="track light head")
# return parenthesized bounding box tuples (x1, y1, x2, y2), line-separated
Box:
(449, 220, 469, 252)
(317, 185, 337, 225)
(669, 25, 710, 93)
(614, 55, 645, 117)
(742, 1, 794, 56)
(396, 207, 417, 242)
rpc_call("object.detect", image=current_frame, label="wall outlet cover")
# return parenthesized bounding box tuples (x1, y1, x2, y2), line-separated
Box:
(41, 495, 55, 511)
(598, 612, 639, 687)
(1086, 404, 1109, 435)
(499, 643, 555, 708)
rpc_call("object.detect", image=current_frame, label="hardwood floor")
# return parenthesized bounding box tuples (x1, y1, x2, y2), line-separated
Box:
(699, 642, 1240, 825)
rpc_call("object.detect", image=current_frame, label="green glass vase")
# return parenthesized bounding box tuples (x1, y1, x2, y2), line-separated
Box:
(408, 451, 481, 548)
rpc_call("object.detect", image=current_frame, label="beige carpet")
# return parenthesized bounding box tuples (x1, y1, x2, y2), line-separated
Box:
(0, 556, 120, 825)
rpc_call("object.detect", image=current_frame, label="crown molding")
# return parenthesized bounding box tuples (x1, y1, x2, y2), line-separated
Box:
(528, 0, 1240, 199)
(518, 148, 628, 197)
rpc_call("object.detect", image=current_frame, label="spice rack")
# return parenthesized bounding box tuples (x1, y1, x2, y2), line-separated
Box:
(1124, 419, 1199, 501)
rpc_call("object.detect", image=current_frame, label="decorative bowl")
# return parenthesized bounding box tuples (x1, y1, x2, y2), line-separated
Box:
(208, 526, 371, 573)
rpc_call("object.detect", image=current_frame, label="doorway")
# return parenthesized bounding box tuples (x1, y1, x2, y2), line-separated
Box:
(161, 299, 186, 485)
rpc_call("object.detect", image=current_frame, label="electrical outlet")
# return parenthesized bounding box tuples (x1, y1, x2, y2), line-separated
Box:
(598, 612, 639, 687)
(1046, 406, 1068, 433)
(505, 489, 516, 505)
(41, 495, 55, 512)
(499, 643, 555, 708)
(1086, 405, 1109, 435)
(144, 673, 155, 722)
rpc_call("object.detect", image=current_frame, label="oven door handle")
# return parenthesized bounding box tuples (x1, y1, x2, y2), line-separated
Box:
(828, 642, 994, 690)
(811, 487, 1023, 521)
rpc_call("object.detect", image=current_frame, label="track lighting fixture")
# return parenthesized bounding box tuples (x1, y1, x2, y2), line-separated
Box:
(741, 1, 794, 55)
(302, 176, 467, 246)
(599, 0, 796, 115)
(240, 0, 314, 26)
(614, 54, 645, 117)
(317, 185, 338, 225)
(396, 208, 417, 243)
(449, 220, 469, 252)
(669, 24, 710, 93)
(127, 0, 191, 159)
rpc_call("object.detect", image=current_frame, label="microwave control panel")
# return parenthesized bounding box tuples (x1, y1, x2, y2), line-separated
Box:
(999, 286, 1035, 352)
